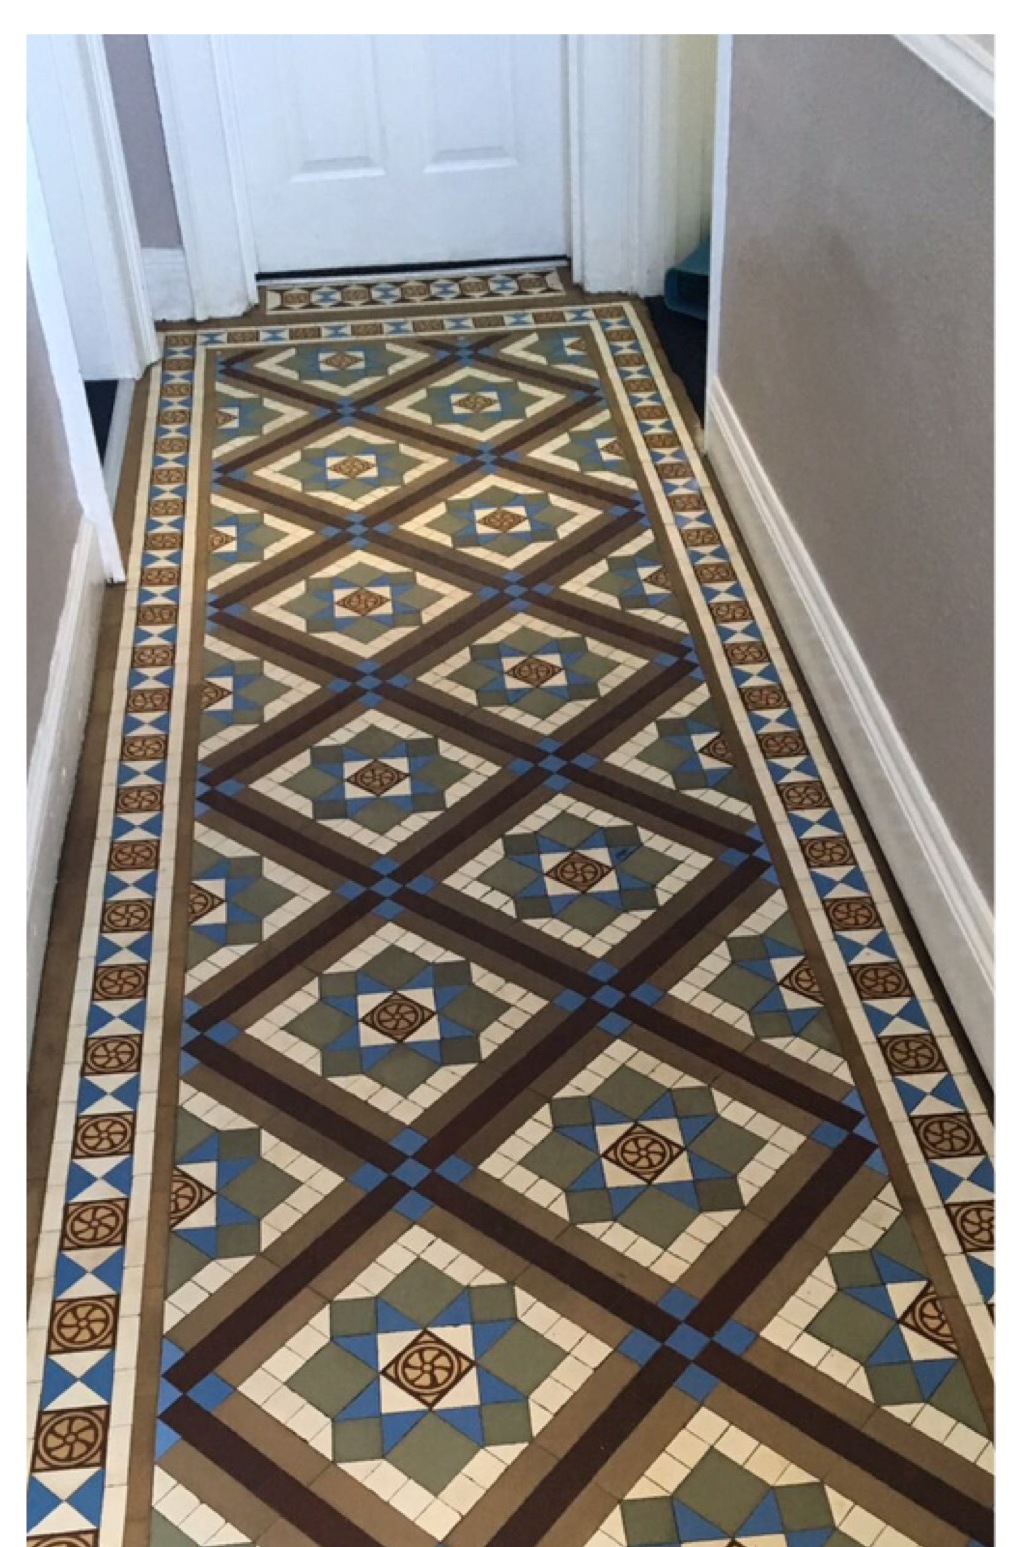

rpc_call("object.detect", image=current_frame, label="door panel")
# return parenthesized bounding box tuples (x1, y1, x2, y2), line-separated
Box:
(223, 35, 567, 272)
(282, 36, 386, 182)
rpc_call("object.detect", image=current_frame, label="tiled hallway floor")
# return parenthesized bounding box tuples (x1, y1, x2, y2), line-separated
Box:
(28, 270, 993, 1547)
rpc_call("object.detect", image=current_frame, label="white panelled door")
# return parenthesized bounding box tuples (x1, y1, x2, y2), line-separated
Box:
(221, 35, 568, 273)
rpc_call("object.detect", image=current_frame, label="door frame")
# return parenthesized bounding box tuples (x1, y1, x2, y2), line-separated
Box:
(27, 136, 126, 583)
(148, 32, 681, 317)
(28, 34, 159, 381)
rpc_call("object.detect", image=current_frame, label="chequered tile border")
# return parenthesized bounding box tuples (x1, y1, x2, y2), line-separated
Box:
(26, 299, 993, 1547)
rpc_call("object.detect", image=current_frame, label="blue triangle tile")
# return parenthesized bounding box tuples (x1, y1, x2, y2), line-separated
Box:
(912, 1358, 957, 1399)
(671, 1498, 726, 1541)
(381, 1409, 424, 1450)
(738, 1490, 782, 1536)
(438, 1404, 485, 1444)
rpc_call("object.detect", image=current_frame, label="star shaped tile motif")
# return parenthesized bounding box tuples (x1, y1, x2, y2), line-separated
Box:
(251, 709, 496, 848)
(256, 921, 545, 1121)
(423, 614, 649, 730)
(252, 551, 470, 657)
(450, 793, 713, 955)
(400, 474, 599, 566)
(390, 365, 563, 441)
(260, 426, 443, 508)
(481, 1039, 804, 1280)
(239, 1224, 613, 1526)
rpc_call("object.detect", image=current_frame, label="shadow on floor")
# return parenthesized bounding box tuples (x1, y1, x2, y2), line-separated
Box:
(644, 297, 707, 422)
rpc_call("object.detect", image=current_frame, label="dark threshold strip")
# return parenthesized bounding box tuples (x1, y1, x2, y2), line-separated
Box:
(257, 254, 571, 281)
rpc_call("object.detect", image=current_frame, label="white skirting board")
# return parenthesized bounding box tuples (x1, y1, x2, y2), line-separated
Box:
(27, 517, 108, 1040)
(142, 247, 194, 322)
(705, 378, 994, 1081)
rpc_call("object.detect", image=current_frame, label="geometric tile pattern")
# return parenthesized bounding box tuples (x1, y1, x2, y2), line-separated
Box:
(451, 793, 714, 955)
(423, 613, 649, 730)
(764, 1184, 992, 1465)
(241, 1224, 610, 1538)
(27, 277, 992, 1547)
(261, 921, 545, 1122)
(587, 1407, 922, 1547)
(481, 1039, 805, 1280)
(252, 709, 496, 849)
(668, 890, 849, 1081)
(261, 266, 566, 312)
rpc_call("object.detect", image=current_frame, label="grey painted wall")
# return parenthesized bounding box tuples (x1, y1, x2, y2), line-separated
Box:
(104, 34, 181, 248)
(27, 278, 84, 755)
(717, 34, 993, 897)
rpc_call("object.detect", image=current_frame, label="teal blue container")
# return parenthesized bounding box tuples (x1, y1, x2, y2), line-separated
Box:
(663, 239, 710, 320)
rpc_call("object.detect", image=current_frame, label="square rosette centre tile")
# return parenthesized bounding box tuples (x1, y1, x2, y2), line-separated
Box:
(480, 1038, 804, 1280)
(449, 791, 714, 956)
(259, 921, 545, 1122)
(240, 1222, 615, 1526)
(251, 707, 498, 850)
(423, 612, 651, 731)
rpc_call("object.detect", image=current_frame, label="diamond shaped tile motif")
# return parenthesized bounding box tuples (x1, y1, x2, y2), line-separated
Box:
(763, 1183, 991, 1467)
(28, 281, 992, 1547)
(251, 550, 469, 657)
(257, 338, 429, 396)
(668, 891, 848, 1080)
(186, 823, 326, 990)
(212, 382, 307, 460)
(573, 529, 691, 632)
(606, 682, 755, 818)
(258, 921, 544, 1121)
(587, 1407, 923, 1546)
(452, 793, 713, 954)
(401, 474, 599, 566)
(481, 1039, 803, 1280)
(164, 1091, 340, 1328)
(533, 408, 636, 487)
(206, 494, 308, 584)
(423, 614, 649, 730)
(252, 709, 496, 848)
(240, 1224, 612, 1529)
(197, 639, 313, 755)
(390, 365, 562, 441)
(261, 426, 444, 509)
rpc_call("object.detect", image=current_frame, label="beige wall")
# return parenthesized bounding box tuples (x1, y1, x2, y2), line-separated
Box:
(104, 34, 181, 248)
(716, 34, 993, 897)
(27, 277, 85, 755)
(674, 36, 718, 258)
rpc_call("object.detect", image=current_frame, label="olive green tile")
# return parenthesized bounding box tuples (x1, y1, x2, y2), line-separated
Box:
(524, 1131, 595, 1189)
(620, 1496, 678, 1545)
(287, 1343, 373, 1417)
(689, 1116, 764, 1173)
(388, 1412, 478, 1493)
(674, 1449, 768, 1534)
(776, 1482, 835, 1529)
(807, 1294, 895, 1363)
(482, 1399, 533, 1446)
(383, 1260, 464, 1323)
(332, 1415, 384, 1463)
(480, 1322, 564, 1395)
(620, 1187, 696, 1247)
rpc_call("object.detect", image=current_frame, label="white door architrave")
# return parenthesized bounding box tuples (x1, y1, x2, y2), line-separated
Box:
(149, 32, 680, 318)
(28, 33, 159, 381)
